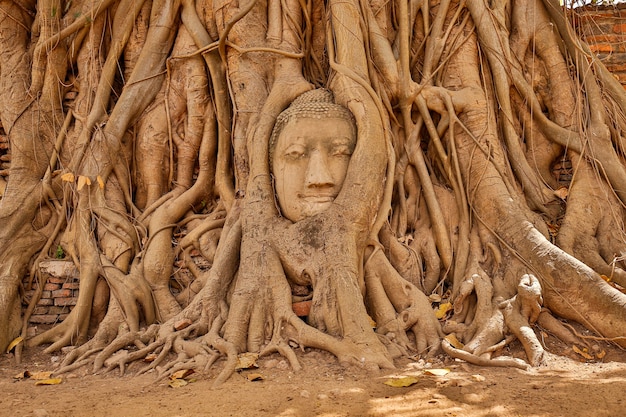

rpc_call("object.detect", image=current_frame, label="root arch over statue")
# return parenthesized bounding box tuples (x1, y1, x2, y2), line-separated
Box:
(0, 0, 625, 385)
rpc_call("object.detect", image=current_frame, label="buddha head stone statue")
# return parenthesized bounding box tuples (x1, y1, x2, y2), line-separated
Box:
(269, 89, 357, 222)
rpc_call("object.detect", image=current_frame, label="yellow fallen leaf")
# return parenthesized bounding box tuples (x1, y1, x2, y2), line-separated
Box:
(445, 334, 464, 349)
(170, 369, 194, 380)
(435, 303, 452, 319)
(30, 371, 54, 380)
(61, 172, 75, 183)
(35, 378, 62, 386)
(96, 175, 105, 189)
(236, 352, 259, 370)
(383, 376, 419, 388)
(168, 379, 188, 388)
(247, 373, 265, 381)
(424, 368, 450, 376)
(6, 336, 23, 353)
(596, 350, 606, 359)
(77, 175, 91, 191)
(368, 315, 377, 328)
(573, 345, 593, 360)
(13, 371, 31, 380)
(554, 187, 568, 200)
(601, 275, 611, 283)
(144, 353, 158, 362)
(471, 374, 486, 382)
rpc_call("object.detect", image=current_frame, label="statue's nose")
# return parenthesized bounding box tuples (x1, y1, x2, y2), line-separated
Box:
(305, 150, 335, 188)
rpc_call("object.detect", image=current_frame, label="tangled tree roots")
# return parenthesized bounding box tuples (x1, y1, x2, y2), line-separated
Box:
(0, 0, 625, 386)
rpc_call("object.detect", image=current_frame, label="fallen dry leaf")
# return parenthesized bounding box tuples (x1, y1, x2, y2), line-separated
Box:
(424, 368, 450, 376)
(170, 369, 195, 380)
(246, 373, 265, 381)
(96, 175, 105, 189)
(77, 175, 91, 191)
(35, 378, 62, 386)
(471, 374, 486, 382)
(554, 187, 568, 200)
(30, 371, 54, 380)
(383, 376, 419, 387)
(60, 172, 75, 183)
(573, 345, 594, 360)
(13, 371, 31, 380)
(144, 353, 158, 362)
(236, 352, 259, 370)
(174, 318, 193, 331)
(6, 336, 23, 353)
(596, 350, 606, 359)
(435, 302, 452, 319)
(168, 379, 188, 388)
(444, 334, 464, 349)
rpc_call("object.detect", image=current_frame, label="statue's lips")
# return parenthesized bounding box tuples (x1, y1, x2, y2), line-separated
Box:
(300, 195, 336, 203)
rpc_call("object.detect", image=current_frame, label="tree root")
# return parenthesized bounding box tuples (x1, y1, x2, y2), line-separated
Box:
(441, 339, 529, 370)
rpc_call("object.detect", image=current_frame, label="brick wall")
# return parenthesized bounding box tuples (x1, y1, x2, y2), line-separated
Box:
(576, 4, 626, 86)
(23, 261, 79, 327)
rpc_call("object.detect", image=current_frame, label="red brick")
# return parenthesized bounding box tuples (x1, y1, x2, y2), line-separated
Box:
(58, 314, 69, 321)
(44, 282, 60, 291)
(292, 300, 312, 316)
(585, 33, 623, 44)
(590, 43, 613, 53)
(54, 297, 77, 306)
(48, 276, 68, 284)
(36, 298, 54, 306)
(52, 288, 72, 298)
(62, 281, 80, 290)
(49, 306, 70, 314)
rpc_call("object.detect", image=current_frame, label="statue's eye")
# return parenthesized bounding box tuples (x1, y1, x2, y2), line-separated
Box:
(331, 145, 352, 157)
(283, 145, 306, 160)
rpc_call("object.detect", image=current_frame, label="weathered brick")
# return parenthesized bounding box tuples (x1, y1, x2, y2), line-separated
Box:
(48, 306, 70, 314)
(54, 297, 77, 306)
(48, 276, 68, 284)
(29, 314, 60, 324)
(590, 43, 613, 53)
(52, 288, 73, 298)
(597, 52, 626, 64)
(613, 23, 626, 33)
(36, 298, 54, 306)
(44, 282, 60, 291)
(585, 33, 623, 44)
(62, 281, 80, 290)
(33, 306, 49, 315)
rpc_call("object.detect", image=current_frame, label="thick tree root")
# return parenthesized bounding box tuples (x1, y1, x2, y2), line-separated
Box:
(441, 339, 530, 370)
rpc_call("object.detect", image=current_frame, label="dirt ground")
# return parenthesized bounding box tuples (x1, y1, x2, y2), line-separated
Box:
(0, 334, 625, 417)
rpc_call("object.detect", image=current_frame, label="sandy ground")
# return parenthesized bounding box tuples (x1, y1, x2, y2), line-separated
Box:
(1, 338, 625, 417)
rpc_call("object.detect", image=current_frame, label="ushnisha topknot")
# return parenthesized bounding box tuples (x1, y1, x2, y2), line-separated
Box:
(269, 89, 357, 167)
